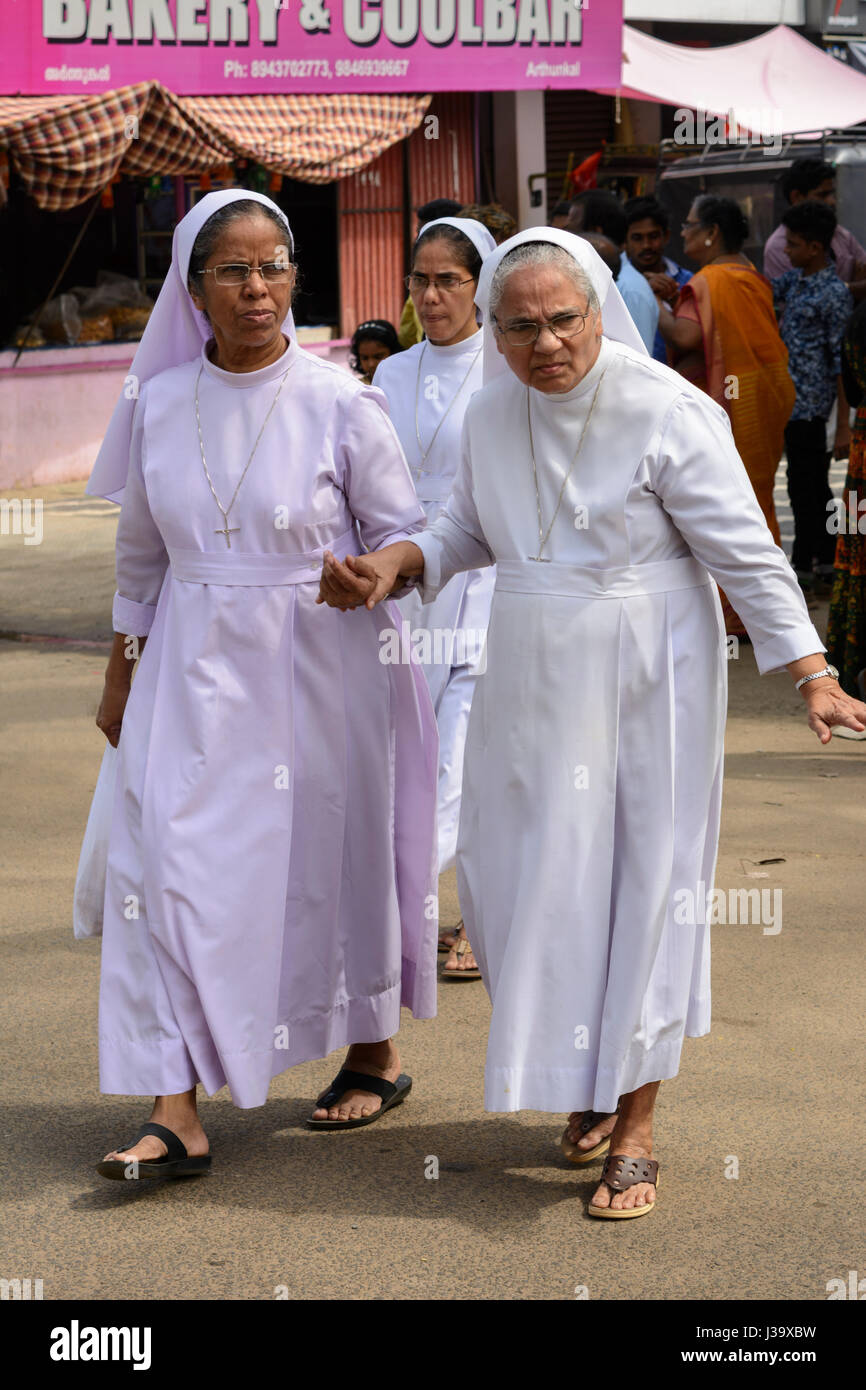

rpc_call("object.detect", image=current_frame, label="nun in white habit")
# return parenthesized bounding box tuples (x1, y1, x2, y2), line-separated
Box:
(319, 227, 866, 1218)
(80, 190, 439, 1179)
(373, 216, 496, 977)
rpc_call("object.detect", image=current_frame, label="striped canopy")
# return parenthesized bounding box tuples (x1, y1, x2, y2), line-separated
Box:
(0, 83, 431, 210)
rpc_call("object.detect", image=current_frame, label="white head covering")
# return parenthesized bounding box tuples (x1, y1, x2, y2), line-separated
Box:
(417, 215, 498, 264)
(475, 226, 648, 384)
(413, 216, 497, 332)
(87, 189, 297, 503)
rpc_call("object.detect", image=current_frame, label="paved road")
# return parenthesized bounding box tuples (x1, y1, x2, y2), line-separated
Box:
(0, 483, 863, 1301)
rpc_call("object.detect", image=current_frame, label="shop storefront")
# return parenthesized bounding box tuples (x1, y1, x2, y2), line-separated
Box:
(0, 2, 622, 488)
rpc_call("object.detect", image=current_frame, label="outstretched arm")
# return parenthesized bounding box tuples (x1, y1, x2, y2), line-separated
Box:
(654, 393, 866, 741)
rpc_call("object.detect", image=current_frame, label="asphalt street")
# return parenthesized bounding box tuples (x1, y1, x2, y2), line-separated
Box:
(0, 484, 863, 1300)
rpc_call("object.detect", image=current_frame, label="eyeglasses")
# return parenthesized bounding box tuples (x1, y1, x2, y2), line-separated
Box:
(681, 220, 702, 233)
(493, 310, 590, 347)
(197, 261, 292, 286)
(405, 273, 476, 295)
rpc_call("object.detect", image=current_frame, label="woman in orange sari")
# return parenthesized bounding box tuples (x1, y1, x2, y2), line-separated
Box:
(656, 196, 796, 636)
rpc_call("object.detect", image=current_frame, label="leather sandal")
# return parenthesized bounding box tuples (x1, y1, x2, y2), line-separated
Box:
(560, 1109, 619, 1165)
(307, 1068, 412, 1129)
(438, 921, 461, 953)
(587, 1152, 659, 1219)
(96, 1122, 212, 1182)
(441, 927, 481, 981)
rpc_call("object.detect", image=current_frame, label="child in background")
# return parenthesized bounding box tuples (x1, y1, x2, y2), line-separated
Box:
(349, 319, 401, 384)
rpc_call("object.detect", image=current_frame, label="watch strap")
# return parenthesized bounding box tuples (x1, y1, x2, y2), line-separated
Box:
(795, 666, 837, 691)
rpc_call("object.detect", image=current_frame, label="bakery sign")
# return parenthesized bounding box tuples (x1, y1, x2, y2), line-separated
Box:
(0, 0, 623, 94)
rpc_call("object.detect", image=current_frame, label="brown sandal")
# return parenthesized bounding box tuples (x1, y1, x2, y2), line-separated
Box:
(587, 1153, 659, 1219)
(559, 1109, 619, 1165)
(438, 921, 461, 954)
(441, 927, 481, 981)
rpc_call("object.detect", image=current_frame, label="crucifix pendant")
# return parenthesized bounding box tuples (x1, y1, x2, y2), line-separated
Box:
(527, 555, 551, 563)
(215, 521, 240, 548)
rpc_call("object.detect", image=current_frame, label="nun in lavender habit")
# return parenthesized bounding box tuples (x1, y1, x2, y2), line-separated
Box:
(79, 189, 439, 1180)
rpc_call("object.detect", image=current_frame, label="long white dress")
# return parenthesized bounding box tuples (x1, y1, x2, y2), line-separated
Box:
(411, 336, 824, 1113)
(374, 330, 495, 873)
(96, 336, 439, 1108)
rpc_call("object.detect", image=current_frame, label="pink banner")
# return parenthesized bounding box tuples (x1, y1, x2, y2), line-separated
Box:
(0, 0, 622, 95)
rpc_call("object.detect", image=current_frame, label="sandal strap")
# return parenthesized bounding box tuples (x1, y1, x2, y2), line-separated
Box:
(317, 1068, 397, 1109)
(577, 1109, 618, 1137)
(118, 1122, 188, 1163)
(599, 1153, 658, 1191)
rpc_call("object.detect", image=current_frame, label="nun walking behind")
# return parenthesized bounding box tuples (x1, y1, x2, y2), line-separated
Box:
(373, 216, 496, 979)
(319, 229, 866, 1218)
(82, 190, 438, 1178)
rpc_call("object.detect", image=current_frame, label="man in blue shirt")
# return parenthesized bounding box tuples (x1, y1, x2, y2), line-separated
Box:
(773, 200, 853, 587)
(624, 196, 692, 363)
(567, 191, 658, 353)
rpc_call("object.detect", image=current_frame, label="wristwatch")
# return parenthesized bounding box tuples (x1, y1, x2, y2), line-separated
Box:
(794, 664, 839, 692)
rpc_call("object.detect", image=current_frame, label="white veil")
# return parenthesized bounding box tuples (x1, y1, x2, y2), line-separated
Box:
(475, 226, 648, 383)
(86, 189, 297, 504)
(418, 215, 497, 263)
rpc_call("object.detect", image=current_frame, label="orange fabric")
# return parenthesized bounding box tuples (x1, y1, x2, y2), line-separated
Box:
(672, 264, 795, 635)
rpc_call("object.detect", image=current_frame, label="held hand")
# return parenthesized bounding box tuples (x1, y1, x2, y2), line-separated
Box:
(96, 681, 130, 747)
(803, 682, 866, 744)
(315, 550, 400, 612)
(645, 272, 679, 302)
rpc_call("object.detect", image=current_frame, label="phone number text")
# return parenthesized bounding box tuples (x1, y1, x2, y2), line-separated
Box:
(226, 59, 411, 79)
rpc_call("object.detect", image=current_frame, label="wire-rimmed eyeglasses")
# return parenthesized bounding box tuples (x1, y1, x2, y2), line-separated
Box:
(493, 310, 590, 347)
(405, 273, 476, 295)
(196, 261, 292, 286)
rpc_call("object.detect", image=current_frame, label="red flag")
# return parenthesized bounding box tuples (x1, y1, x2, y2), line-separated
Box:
(569, 147, 604, 194)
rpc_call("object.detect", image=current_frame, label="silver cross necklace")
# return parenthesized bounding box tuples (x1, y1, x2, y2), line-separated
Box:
(525, 364, 608, 561)
(194, 358, 296, 548)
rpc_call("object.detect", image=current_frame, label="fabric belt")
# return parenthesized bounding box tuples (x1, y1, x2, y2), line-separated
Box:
(167, 526, 357, 587)
(493, 554, 712, 600)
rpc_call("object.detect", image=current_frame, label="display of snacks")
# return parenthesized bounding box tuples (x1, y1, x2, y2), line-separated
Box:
(12, 324, 46, 348)
(110, 305, 152, 339)
(77, 314, 114, 343)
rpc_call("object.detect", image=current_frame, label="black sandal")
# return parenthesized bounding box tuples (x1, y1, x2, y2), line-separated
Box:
(307, 1068, 412, 1130)
(96, 1122, 212, 1182)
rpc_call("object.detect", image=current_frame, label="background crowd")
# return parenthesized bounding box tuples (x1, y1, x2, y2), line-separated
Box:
(348, 162, 866, 706)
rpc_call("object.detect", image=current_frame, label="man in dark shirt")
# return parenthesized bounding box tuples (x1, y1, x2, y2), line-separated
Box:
(773, 200, 853, 588)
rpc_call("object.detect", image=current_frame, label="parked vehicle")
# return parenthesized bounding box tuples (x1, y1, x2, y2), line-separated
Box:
(655, 128, 866, 274)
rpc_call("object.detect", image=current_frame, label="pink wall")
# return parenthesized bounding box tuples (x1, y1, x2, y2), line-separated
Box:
(0, 340, 352, 490)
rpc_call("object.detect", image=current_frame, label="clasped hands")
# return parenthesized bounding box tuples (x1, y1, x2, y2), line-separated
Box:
(316, 544, 411, 612)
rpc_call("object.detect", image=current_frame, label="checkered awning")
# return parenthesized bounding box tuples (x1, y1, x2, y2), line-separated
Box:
(0, 84, 431, 210)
